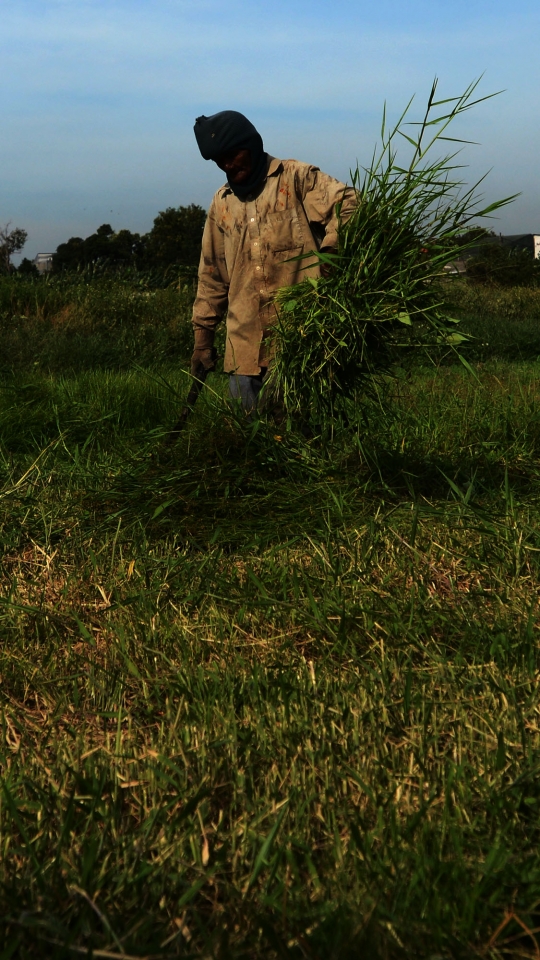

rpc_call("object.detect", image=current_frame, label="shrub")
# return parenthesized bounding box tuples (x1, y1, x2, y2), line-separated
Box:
(464, 241, 540, 287)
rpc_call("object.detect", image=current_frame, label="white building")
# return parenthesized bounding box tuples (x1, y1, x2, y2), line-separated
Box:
(33, 253, 54, 274)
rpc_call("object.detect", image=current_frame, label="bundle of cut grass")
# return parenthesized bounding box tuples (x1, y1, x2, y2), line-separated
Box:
(270, 79, 515, 429)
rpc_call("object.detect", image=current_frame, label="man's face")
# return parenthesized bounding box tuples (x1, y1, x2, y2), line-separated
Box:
(215, 148, 252, 184)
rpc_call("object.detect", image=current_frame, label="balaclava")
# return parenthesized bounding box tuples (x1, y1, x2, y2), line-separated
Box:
(194, 110, 268, 200)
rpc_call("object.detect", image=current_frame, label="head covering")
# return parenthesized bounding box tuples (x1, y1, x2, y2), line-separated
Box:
(194, 110, 268, 200)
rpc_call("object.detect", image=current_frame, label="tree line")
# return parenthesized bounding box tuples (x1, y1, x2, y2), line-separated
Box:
(3, 204, 207, 276)
(4, 213, 539, 287)
(456, 228, 540, 287)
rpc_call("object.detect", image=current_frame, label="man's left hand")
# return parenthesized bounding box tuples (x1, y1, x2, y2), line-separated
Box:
(319, 247, 336, 278)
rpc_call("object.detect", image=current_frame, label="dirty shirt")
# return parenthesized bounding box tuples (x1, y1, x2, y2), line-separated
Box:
(191, 156, 357, 375)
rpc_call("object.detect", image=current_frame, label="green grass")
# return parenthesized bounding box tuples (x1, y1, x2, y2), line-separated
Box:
(445, 280, 540, 361)
(1, 340, 540, 957)
(0, 273, 196, 373)
(1, 274, 540, 957)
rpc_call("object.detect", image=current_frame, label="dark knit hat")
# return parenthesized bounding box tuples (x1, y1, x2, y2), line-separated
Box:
(194, 110, 267, 200)
(194, 110, 260, 160)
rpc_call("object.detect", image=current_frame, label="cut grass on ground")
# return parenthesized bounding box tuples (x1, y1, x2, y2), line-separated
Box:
(1, 358, 540, 958)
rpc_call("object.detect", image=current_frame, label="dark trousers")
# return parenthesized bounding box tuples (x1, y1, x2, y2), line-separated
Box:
(228, 370, 267, 415)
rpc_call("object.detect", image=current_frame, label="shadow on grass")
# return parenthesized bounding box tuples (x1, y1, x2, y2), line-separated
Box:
(96, 411, 540, 552)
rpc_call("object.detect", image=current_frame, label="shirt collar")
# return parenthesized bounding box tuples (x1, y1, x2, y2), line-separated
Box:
(266, 155, 282, 177)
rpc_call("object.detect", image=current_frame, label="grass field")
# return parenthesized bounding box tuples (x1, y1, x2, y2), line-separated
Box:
(1, 275, 540, 958)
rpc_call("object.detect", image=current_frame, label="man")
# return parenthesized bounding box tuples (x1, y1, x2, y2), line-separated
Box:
(191, 110, 356, 413)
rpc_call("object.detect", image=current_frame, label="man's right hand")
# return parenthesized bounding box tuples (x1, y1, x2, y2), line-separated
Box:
(190, 347, 217, 377)
(191, 326, 217, 377)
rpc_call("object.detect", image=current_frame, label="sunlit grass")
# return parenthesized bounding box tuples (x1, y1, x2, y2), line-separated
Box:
(1, 357, 540, 958)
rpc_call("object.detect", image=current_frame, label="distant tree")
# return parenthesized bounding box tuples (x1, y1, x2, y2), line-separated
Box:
(111, 228, 145, 264)
(455, 227, 540, 286)
(0, 223, 28, 273)
(51, 205, 207, 275)
(466, 243, 540, 287)
(143, 205, 206, 269)
(17, 257, 39, 276)
(456, 227, 496, 247)
(52, 224, 143, 273)
(53, 236, 85, 272)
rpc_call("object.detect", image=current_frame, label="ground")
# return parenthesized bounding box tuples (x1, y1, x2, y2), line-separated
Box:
(1, 277, 540, 958)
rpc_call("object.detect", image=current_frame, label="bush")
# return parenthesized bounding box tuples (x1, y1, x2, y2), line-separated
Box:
(466, 242, 540, 287)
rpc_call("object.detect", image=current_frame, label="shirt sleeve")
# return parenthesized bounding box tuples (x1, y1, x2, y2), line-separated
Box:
(298, 165, 357, 252)
(191, 201, 230, 332)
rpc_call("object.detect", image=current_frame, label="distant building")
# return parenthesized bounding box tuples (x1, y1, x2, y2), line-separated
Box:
(34, 253, 53, 274)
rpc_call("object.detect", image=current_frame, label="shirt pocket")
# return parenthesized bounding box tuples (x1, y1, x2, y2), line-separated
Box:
(262, 208, 305, 257)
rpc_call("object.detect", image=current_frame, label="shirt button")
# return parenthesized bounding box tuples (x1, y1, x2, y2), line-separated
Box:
(256, 266, 261, 271)
(250, 217, 255, 222)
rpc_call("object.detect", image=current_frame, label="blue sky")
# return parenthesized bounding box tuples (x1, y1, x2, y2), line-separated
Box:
(2, 0, 540, 258)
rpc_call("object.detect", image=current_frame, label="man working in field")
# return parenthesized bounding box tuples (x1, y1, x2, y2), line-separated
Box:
(191, 110, 356, 412)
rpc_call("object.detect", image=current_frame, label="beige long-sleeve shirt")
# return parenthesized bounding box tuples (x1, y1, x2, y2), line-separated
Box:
(192, 155, 357, 375)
